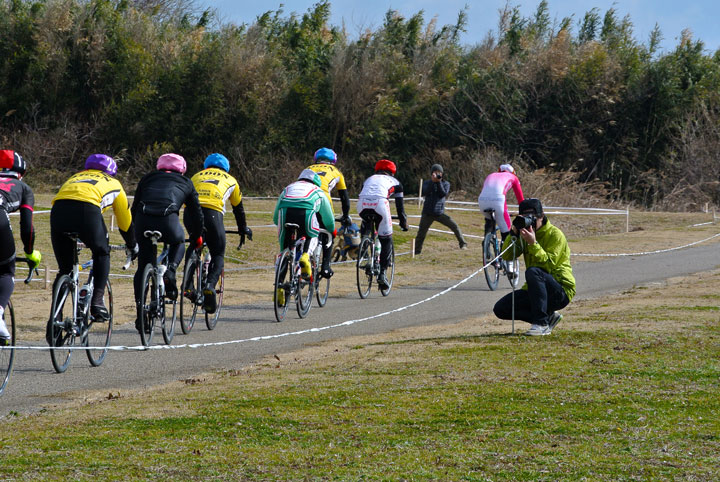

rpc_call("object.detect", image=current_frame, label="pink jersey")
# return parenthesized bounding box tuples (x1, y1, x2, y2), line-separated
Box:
(478, 171, 524, 202)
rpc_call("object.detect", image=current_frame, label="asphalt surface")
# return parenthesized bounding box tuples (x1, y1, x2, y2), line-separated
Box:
(1, 242, 718, 415)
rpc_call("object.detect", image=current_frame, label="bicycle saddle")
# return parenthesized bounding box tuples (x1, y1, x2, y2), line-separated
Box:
(143, 230, 163, 240)
(284, 223, 300, 229)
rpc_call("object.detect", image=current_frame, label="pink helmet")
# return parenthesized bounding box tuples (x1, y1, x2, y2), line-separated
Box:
(157, 153, 186, 174)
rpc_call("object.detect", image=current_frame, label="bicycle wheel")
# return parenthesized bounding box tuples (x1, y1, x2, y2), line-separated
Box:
(356, 237, 373, 299)
(162, 288, 177, 345)
(85, 278, 113, 367)
(315, 249, 330, 307)
(380, 241, 395, 297)
(49, 275, 75, 373)
(139, 263, 157, 347)
(507, 258, 521, 289)
(296, 257, 314, 319)
(180, 254, 200, 334)
(273, 251, 292, 322)
(205, 269, 223, 330)
(0, 300, 16, 395)
(483, 232, 500, 291)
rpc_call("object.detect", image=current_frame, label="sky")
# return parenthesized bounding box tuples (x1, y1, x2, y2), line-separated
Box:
(202, 0, 720, 55)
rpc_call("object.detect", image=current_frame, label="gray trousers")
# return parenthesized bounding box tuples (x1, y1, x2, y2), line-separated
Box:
(414, 212, 466, 254)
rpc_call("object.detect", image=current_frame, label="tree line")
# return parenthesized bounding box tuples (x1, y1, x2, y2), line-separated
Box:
(1, 0, 719, 209)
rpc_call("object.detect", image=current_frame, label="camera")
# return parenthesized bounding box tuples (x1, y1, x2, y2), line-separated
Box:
(513, 214, 536, 231)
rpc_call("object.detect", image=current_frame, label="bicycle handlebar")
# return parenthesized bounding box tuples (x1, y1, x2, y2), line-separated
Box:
(110, 244, 135, 271)
(14, 257, 38, 284)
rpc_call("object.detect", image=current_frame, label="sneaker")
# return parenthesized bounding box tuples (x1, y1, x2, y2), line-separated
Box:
(202, 284, 217, 314)
(275, 288, 285, 307)
(548, 312, 563, 331)
(299, 253, 311, 280)
(459, 242, 468, 250)
(377, 271, 389, 290)
(0, 314, 10, 341)
(524, 324, 551, 336)
(90, 304, 110, 322)
(320, 266, 334, 279)
(164, 269, 177, 300)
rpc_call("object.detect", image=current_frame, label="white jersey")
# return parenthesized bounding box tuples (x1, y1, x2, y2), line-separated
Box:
(358, 174, 403, 200)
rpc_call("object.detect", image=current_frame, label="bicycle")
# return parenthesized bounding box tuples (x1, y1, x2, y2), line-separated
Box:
(47, 234, 131, 373)
(312, 226, 334, 308)
(137, 231, 178, 347)
(482, 209, 520, 291)
(273, 223, 314, 322)
(179, 237, 225, 334)
(0, 258, 37, 395)
(356, 213, 395, 299)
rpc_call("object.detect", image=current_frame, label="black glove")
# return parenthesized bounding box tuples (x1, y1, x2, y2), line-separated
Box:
(340, 214, 351, 227)
(399, 215, 409, 232)
(128, 243, 139, 261)
(238, 226, 253, 249)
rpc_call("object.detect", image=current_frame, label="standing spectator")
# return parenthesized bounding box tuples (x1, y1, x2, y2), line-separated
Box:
(414, 164, 467, 255)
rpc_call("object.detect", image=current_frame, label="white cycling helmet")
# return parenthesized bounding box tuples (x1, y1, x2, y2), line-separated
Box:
(499, 163, 515, 174)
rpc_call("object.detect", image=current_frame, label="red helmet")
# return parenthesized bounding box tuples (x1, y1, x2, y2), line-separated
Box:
(374, 159, 396, 175)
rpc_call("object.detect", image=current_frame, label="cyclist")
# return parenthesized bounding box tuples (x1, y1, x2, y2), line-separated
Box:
(304, 147, 349, 278)
(0, 150, 41, 343)
(131, 153, 203, 333)
(188, 153, 252, 313)
(272, 169, 335, 304)
(478, 163, 524, 245)
(356, 159, 409, 290)
(50, 154, 137, 329)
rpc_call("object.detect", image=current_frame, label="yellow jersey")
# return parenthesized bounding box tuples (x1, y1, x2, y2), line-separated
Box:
(305, 163, 347, 203)
(53, 169, 132, 231)
(191, 168, 242, 213)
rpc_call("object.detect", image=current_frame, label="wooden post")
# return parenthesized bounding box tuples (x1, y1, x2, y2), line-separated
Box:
(110, 214, 115, 232)
(411, 238, 415, 258)
(418, 179, 422, 206)
(626, 205, 630, 233)
(44, 266, 50, 290)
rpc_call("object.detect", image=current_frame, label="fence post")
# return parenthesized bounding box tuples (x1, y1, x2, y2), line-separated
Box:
(110, 214, 115, 232)
(44, 266, 50, 290)
(418, 179, 422, 206)
(626, 205, 630, 233)
(411, 238, 415, 258)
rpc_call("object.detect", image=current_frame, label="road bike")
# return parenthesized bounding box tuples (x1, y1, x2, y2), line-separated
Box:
(273, 223, 314, 322)
(179, 237, 225, 334)
(356, 213, 395, 299)
(47, 234, 131, 373)
(0, 258, 36, 395)
(482, 209, 520, 291)
(137, 231, 178, 347)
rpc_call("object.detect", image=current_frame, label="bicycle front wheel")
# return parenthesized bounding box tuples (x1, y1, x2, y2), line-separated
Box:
(49, 275, 75, 373)
(86, 278, 113, 367)
(139, 263, 157, 347)
(356, 238, 373, 299)
(380, 241, 395, 297)
(162, 291, 177, 345)
(0, 300, 16, 395)
(180, 254, 200, 334)
(296, 259, 314, 319)
(205, 270, 223, 330)
(483, 232, 500, 291)
(315, 251, 330, 307)
(273, 251, 292, 322)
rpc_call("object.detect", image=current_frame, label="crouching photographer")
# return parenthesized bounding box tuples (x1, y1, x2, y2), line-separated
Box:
(492, 198, 576, 336)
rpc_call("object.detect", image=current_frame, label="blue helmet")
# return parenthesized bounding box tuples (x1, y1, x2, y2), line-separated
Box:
(204, 153, 230, 172)
(313, 147, 337, 164)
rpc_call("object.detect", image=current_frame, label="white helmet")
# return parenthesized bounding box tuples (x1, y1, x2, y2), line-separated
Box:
(499, 163, 515, 174)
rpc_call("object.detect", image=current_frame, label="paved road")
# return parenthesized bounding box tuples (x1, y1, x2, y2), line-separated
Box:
(2, 243, 718, 414)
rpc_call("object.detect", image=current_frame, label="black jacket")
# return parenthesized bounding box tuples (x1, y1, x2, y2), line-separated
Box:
(421, 179, 450, 216)
(132, 170, 203, 240)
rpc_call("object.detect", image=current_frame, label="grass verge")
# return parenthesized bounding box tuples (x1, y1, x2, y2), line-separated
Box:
(1, 268, 718, 480)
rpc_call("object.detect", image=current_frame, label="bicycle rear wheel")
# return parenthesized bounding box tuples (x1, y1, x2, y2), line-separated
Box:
(0, 300, 16, 395)
(139, 263, 157, 347)
(49, 275, 75, 373)
(86, 278, 113, 366)
(506, 258, 520, 289)
(483, 232, 500, 291)
(356, 238, 373, 299)
(162, 292, 177, 345)
(315, 249, 330, 307)
(296, 260, 314, 319)
(180, 254, 200, 334)
(205, 270, 223, 330)
(380, 241, 395, 297)
(273, 251, 292, 322)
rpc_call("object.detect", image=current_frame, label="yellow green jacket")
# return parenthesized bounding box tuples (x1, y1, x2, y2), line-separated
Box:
(501, 219, 576, 301)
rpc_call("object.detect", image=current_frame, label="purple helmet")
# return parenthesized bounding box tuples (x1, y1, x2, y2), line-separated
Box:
(85, 154, 118, 176)
(157, 153, 186, 174)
